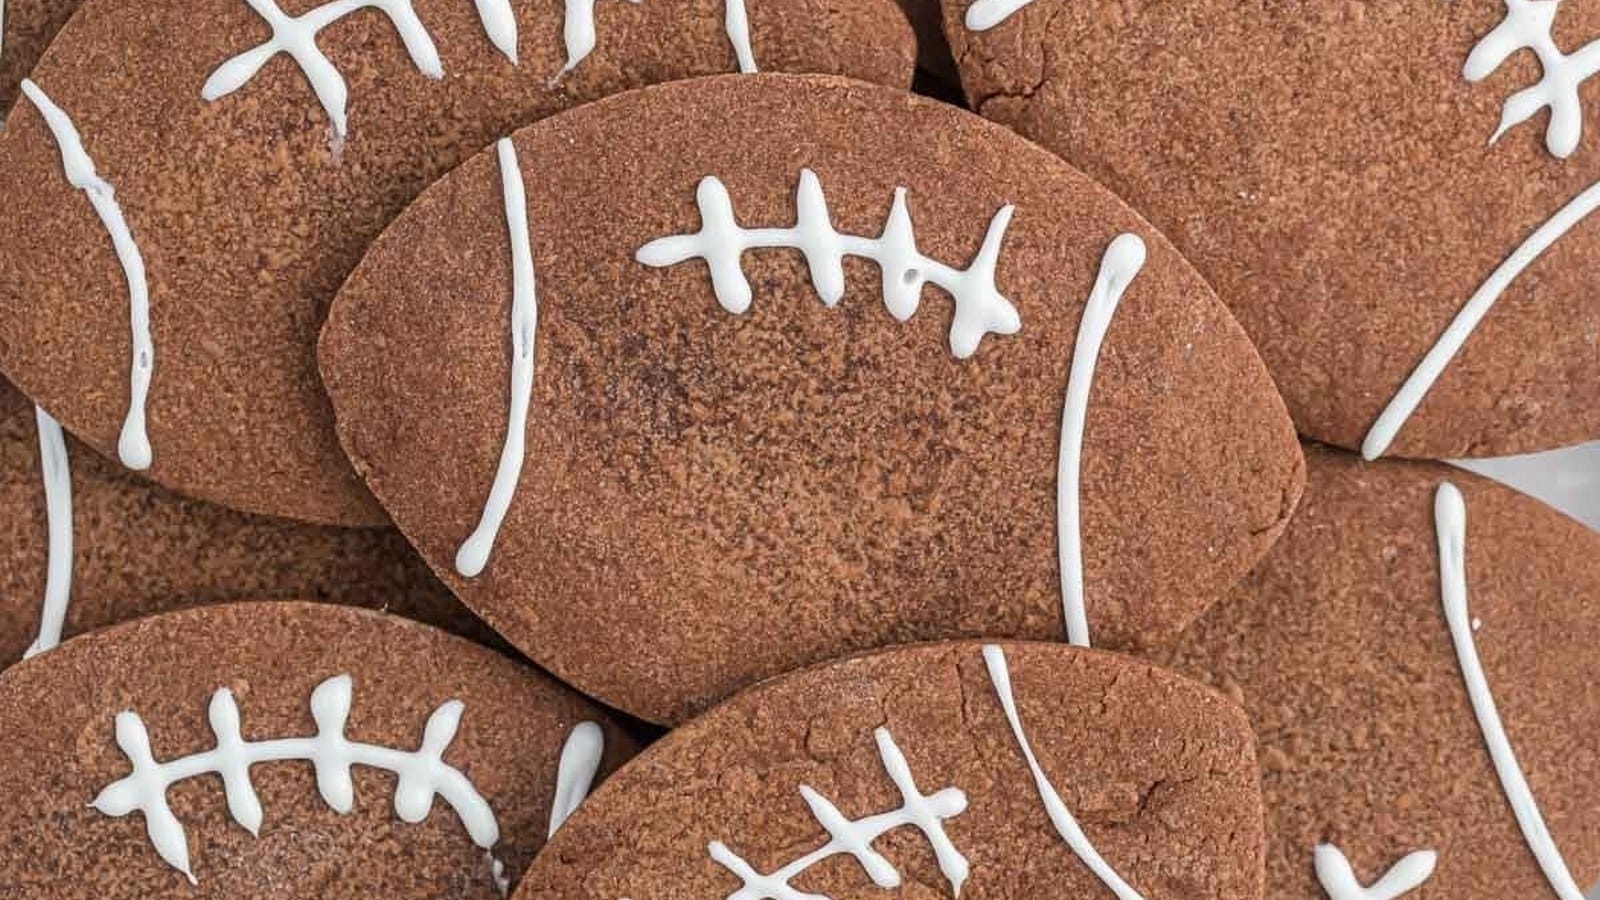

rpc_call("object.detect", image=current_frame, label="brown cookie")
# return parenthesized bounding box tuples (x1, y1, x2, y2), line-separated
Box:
(0, 0, 914, 526)
(945, 0, 1600, 459)
(318, 73, 1305, 724)
(0, 0, 76, 113)
(515, 641, 1264, 900)
(0, 601, 637, 897)
(0, 378, 496, 665)
(1165, 445, 1600, 898)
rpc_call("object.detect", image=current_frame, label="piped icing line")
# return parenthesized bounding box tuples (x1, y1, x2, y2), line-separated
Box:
(475, 0, 519, 63)
(1362, 177, 1600, 461)
(556, 0, 641, 77)
(1466, 0, 1600, 159)
(708, 727, 969, 900)
(965, 0, 1037, 32)
(1435, 482, 1586, 900)
(20, 79, 155, 471)
(548, 721, 604, 837)
(455, 137, 539, 579)
(201, 0, 443, 141)
(724, 0, 757, 73)
(1313, 844, 1436, 900)
(637, 169, 1021, 359)
(1057, 233, 1146, 647)
(90, 674, 501, 885)
(22, 406, 74, 659)
(982, 644, 1145, 899)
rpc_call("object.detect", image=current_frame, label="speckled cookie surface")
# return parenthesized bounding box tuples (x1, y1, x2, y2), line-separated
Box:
(1165, 446, 1600, 898)
(516, 641, 1263, 899)
(0, 601, 637, 897)
(946, 0, 1600, 458)
(319, 73, 1305, 725)
(0, 0, 913, 526)
(0, 0, 78, 112)
(0, 380, 493, 665)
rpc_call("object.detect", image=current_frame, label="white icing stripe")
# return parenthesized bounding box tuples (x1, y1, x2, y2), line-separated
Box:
(202, 0, 443, 140)
(455, 138, 539, 579)
(1057, 234, 1146, 648)
(1466, 0, 1600, 159)
(557, 0, 643, 77)
(1314, 844, 1436, 900)
(1435, 482, 1586, 900)
(475, 0, 519, 63)
(548, 721, 604, 837)
(1362, 178, 1600, 461)
(725, 0, 757, 73)
(965, 0, 1036, 31)
(90, 674, 501, 885)
(709, 727, 969, 900)
(637, 169, 1020, 358)
(22, 406, 74, 660)
(20, 79, 155, 471)
(982, 644, 1145, 899)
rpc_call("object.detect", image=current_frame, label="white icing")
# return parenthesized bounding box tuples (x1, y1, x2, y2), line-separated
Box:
(1466, 0, 1600, 159)
(20, 80, 155, 471)
(1057, 234, 1145, 647)
(982, 644, 1144, 899)
(708, 727, 969, 900)
(637, 169, 1020, 358)
(1362, 177, 1600, 461)
(725, 0, 757, 73)
(90, 674, 501, 885)
(1314, 844, 1436, 900)
(22, 406, 74, 659)
(1434, 482, 1586, 900)
(455, 137, 540, 579)
(556, 0, 641, 77)
(474, 0, 519, 63)
(548, 721, 604, 837)
(201, 0, 443, 140)
(964, 0, 1037, 32)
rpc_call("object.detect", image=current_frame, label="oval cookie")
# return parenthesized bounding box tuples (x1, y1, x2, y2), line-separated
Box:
(0, 0, 914, 526)
(319, 72, 1305, 724)
(0, 601, 637, 896)
(516, 641, 1264, 900)
(1166, 446, 1600, 898)
(946, 0, 1600, 458)
(0, 379, 492, 666)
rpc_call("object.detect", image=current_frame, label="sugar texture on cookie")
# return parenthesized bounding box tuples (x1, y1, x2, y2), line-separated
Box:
(318, 73, 1305, 724)
(947, 0, 1600, 459)
(0, 0, 913, 526)
(1166, 446, 1600, 899)
(0, 602, 636, 896)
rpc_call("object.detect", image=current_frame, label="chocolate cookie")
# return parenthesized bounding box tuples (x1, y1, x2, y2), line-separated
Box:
(318, 73, 1305, 724)
(0, 379, 493, 665)
(0, 601, 636, 896)
(516, 641, 1263, 899)
(0, 0, 914, 526)
(945, 0, 1600, 459)
(0, 0, 74, 112)
(1166, 446, 1600, 898)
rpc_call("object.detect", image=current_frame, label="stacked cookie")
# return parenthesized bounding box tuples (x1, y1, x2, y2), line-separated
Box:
(0, 1, 1592, 898)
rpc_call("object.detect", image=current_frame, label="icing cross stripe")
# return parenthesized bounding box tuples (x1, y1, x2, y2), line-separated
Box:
(205, 0, 757, 141)
(1314, 845, 1436, 900)
(637, 168, 1021, 359)
(964, 0, 1038, 32)
(90, 674, 501, 885)
(1467, 0, 1600, 159)
(24, 406, 74, 659)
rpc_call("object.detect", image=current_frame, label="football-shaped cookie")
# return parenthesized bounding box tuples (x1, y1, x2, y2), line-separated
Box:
(0, 378, 492, 666)
(318, 73, 1305, 724)
(1166, 446, 1600, 898)
(0, 0, 913, 526)
(516, 641, 1264, 900)
(945, 0, 1600, 459)
(0, 601, 636, 896)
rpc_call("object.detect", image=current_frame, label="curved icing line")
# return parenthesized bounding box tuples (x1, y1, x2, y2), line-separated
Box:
(1435, 482, 1586, 900)
(636, 169, 1020, 359)
(1362, 178, 1600, 460)
(455, 138, 539, 579)
(1313, 844, 1436, 900)
(1057, 234, 1145, 647)
(549, 721, 604, 836)
(1466, 0, 1600, 160)
(23, 406, 74, 659)
(20, 80, 155, 471)
(90, 674, 501, 886)
(965, 0, 1037, 32)
(982, 644, 1144, 898)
